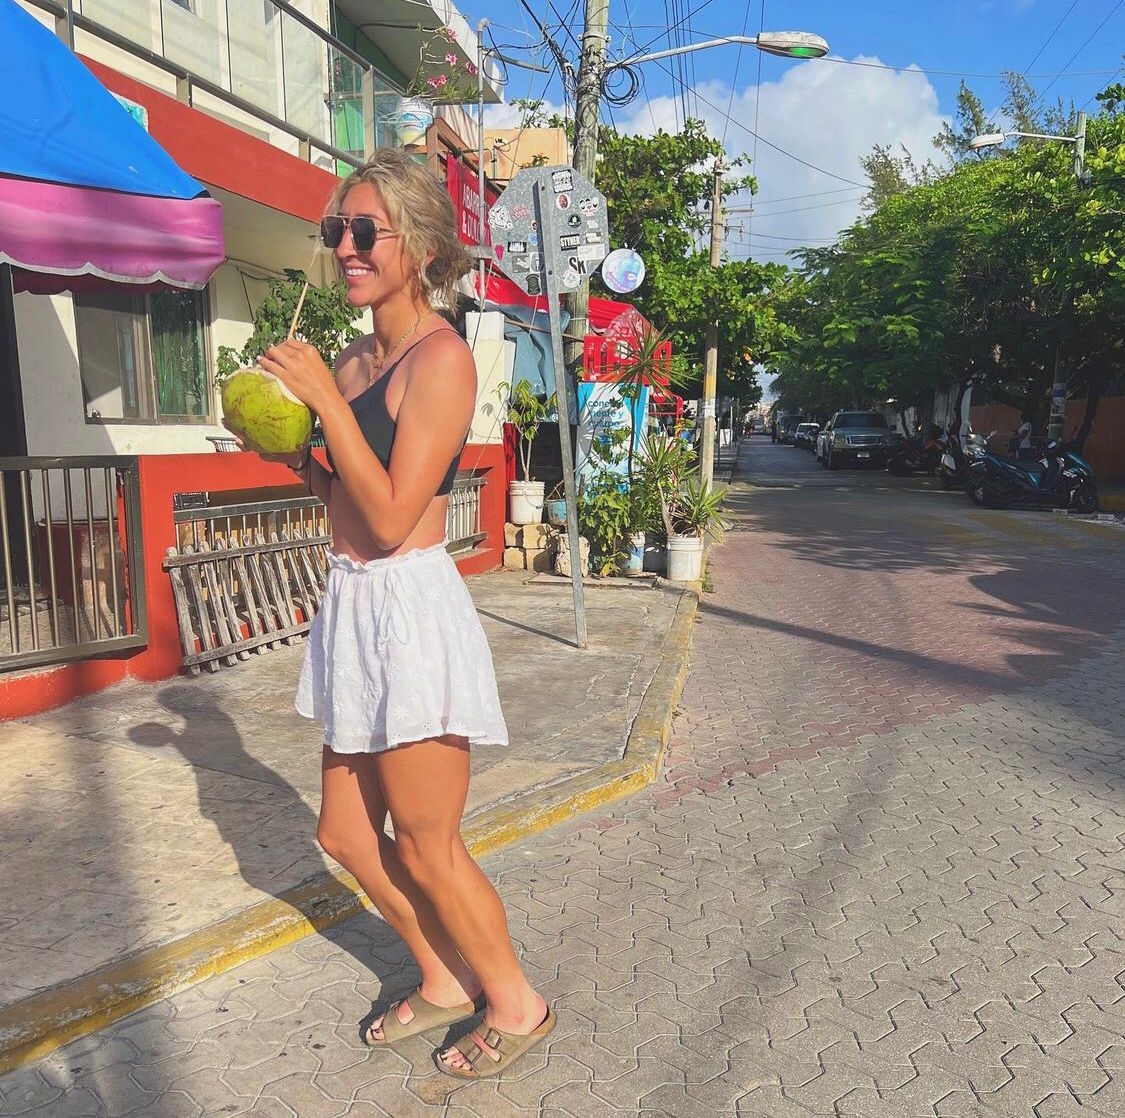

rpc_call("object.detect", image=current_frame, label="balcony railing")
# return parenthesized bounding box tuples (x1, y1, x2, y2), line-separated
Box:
(1, 457, 147, 673)
(30, 0, 408, 170)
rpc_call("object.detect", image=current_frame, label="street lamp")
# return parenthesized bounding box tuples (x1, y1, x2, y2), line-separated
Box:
(608, 31, 829, 70)
(968, 114, 1088, 442)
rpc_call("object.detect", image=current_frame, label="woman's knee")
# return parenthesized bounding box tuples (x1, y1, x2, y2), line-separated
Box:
(316, 810, 386, 871)
(394, 830, 460, 891)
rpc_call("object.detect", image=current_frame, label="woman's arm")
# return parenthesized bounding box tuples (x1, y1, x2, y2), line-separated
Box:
(259, 333, 475, 551)
(317, 332, 474, 549)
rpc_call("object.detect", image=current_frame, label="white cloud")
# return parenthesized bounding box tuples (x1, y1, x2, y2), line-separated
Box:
(609, 55, 949, 263)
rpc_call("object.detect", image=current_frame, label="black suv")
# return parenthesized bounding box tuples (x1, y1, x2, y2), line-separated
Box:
(816, 411, 890, 469)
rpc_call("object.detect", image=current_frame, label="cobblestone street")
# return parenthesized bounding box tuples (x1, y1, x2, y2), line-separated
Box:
(3, 439, 1124, 1117)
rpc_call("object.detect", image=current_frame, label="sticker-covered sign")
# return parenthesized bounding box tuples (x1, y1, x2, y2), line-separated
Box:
(487, 165, 610, 296)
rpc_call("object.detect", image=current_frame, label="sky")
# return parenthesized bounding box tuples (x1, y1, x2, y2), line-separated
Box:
(466, 0, 1125, 263)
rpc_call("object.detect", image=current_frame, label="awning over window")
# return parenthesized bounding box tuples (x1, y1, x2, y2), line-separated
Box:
(0, 1, 224, 293)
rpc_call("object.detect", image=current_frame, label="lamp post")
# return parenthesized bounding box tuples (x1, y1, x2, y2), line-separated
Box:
(601, 30, 829, 488)
(968, 113, 1087, 444)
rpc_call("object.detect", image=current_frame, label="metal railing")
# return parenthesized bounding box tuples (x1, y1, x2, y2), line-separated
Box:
(30, 0, 403, 170)
(1, 457, 147, 673)
(174, 471, 486, 562)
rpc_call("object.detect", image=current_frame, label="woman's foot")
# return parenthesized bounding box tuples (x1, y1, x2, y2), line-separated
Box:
(436, 997, 555, 1079)
(437, 993, 549, 1075)
(365, 978, 484, 1046)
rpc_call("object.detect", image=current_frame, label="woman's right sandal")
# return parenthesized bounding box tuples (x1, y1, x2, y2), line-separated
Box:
(364, 987, 486, 1048)
(434, 1006, 557, 1079)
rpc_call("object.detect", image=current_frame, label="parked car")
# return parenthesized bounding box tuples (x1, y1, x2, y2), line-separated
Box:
(794, 422, 821, 451)
(777, 416, 804, 444)
(816, 411, 890, 469)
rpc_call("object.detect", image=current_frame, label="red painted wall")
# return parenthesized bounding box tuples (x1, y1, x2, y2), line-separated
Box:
(1, 446, 504, 717)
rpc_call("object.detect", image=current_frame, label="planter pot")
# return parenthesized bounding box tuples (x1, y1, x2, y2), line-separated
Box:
(666, 533, 704, 581)
(509, 480, 545, 526)
(545, 498, 567, 526)
(643, 533, 666, 574)
(621, 531, 646, 576)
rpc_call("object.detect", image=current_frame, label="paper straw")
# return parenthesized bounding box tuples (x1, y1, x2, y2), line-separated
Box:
(286, 242, 323, 341)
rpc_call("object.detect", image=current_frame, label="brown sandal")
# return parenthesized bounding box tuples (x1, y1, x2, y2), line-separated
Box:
(363, 987, 486, 1048)
(435, 1006, 557, 1079)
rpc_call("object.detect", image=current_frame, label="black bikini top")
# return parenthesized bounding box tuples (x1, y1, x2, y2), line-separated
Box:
(325, 332, 463, 496)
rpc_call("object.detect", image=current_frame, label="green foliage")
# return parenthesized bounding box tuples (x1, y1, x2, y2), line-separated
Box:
(772, 78, 1125, 439)
(497, 380, 556, 480)
(576, 427, 631, 576)
(216, 269, 362, 383)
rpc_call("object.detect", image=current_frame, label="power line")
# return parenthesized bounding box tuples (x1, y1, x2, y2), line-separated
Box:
(1022, 0, 1081, 75)
(719, 0, 753, 151)
(1037, 0, 1125, 104)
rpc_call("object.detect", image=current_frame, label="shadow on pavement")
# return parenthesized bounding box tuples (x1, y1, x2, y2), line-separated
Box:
(128, 685, 413, 1033)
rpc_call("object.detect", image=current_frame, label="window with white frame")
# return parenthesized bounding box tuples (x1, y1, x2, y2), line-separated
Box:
(75, 289, 211, 422)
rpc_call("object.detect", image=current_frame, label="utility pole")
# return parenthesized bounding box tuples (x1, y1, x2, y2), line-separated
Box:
(1048, 110, 1086, 446)
(564, 0, 610, 369)
(699, 159, 723, 491)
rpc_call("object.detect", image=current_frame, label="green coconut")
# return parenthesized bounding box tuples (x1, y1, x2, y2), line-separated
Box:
(220, 367, 313, 455)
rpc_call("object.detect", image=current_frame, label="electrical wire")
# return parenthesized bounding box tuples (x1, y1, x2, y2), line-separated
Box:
(1022, 0, 1082, 75)
(720, 0, 753, 151)
(1036, 0, 1125, 104)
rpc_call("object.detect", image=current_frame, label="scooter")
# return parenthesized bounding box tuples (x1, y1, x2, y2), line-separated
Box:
(965, 441, 1098, 512)
(937, 430, 994, 490)
(886, 430, 943, 476)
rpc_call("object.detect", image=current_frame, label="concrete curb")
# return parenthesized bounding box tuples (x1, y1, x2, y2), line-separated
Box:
(0, 588, 700, 1075)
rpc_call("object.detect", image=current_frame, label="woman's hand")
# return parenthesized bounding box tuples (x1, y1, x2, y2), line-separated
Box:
(257, 340, 337, 415)
(221, 418, 306, 468)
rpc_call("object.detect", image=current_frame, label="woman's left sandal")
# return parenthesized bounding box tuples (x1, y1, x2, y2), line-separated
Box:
(434, 1006, 557, 1079)
(364, 988, 486, 1049)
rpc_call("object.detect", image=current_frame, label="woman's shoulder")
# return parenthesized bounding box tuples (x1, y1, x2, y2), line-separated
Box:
(403, 323, 473, 378)
(334, 335, 372, 395)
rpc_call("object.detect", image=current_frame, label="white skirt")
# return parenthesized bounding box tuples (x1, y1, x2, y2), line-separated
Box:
(295, 542, 508, 754)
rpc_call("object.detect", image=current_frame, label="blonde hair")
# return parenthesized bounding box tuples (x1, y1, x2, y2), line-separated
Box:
(328, 149, 471, 310)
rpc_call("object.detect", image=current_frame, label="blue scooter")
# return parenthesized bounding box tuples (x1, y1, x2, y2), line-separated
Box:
(966, 442, 1098, 512)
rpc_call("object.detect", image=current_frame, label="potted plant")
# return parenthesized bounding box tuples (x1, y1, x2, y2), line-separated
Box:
(576, 427, 632, 576)
(639, 431, 728, 581)
(544, 482, 567, 527)
(500, 380, 555, 525)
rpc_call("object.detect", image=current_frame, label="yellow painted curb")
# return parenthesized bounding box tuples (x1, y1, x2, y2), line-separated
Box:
(0, 588, 700, 1076)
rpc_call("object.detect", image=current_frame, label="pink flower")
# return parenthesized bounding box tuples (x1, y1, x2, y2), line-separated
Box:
(426, 73, 448, 89)
(465, 62, 478, 76)
(445, 52, 458, 66)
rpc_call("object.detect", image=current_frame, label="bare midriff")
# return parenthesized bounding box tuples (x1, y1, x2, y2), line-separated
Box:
(326, 482, 448, 563)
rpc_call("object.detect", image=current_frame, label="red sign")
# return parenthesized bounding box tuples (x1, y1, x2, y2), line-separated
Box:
(446, 157, 497, 248)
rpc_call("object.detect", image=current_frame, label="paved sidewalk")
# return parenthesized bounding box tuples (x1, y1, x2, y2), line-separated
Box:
(0, 574, 687, 1027)
(2, 440, 1121, 1115)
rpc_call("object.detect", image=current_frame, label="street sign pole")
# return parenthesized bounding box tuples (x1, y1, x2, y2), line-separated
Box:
(488, 165, 609, 650)
(536, 180, 588, 649)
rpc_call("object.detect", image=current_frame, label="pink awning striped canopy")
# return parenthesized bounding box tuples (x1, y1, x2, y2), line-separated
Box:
(0, 0, 224, 293)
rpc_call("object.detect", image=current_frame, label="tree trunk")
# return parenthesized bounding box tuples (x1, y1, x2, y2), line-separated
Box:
(1072, 379, 1103, 452)
(949, 380, 970, 447)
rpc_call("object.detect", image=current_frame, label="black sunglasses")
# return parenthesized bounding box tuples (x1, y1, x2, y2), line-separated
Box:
(319, 215, 398, 252)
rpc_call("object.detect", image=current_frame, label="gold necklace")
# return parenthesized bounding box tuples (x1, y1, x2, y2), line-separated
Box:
(368, 311, 433, 386)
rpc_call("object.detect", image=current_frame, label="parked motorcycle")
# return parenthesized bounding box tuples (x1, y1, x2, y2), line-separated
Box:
(936, 430, 994, 490)
(886, 429, 943, 476)
(965, 441, 1099, 512)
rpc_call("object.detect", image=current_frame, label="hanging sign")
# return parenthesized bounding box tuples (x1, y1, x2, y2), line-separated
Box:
(601, 248, 646, 294)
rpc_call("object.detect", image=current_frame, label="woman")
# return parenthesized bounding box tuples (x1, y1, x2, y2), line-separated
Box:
(239, 150, 553, 1078)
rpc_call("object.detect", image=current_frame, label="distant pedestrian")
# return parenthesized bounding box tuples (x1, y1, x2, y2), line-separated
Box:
(229, 150, 552, 1079)
(1016, 416, 1034, 459)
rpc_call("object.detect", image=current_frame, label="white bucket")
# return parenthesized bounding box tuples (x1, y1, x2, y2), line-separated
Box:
(509, 480, 545, 525)
(665, 534, 703, 581)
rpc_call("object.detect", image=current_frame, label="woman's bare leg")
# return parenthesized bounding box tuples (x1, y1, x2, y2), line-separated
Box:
(317, 746, 480, 1037)
(373, 736, 546, 1070)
